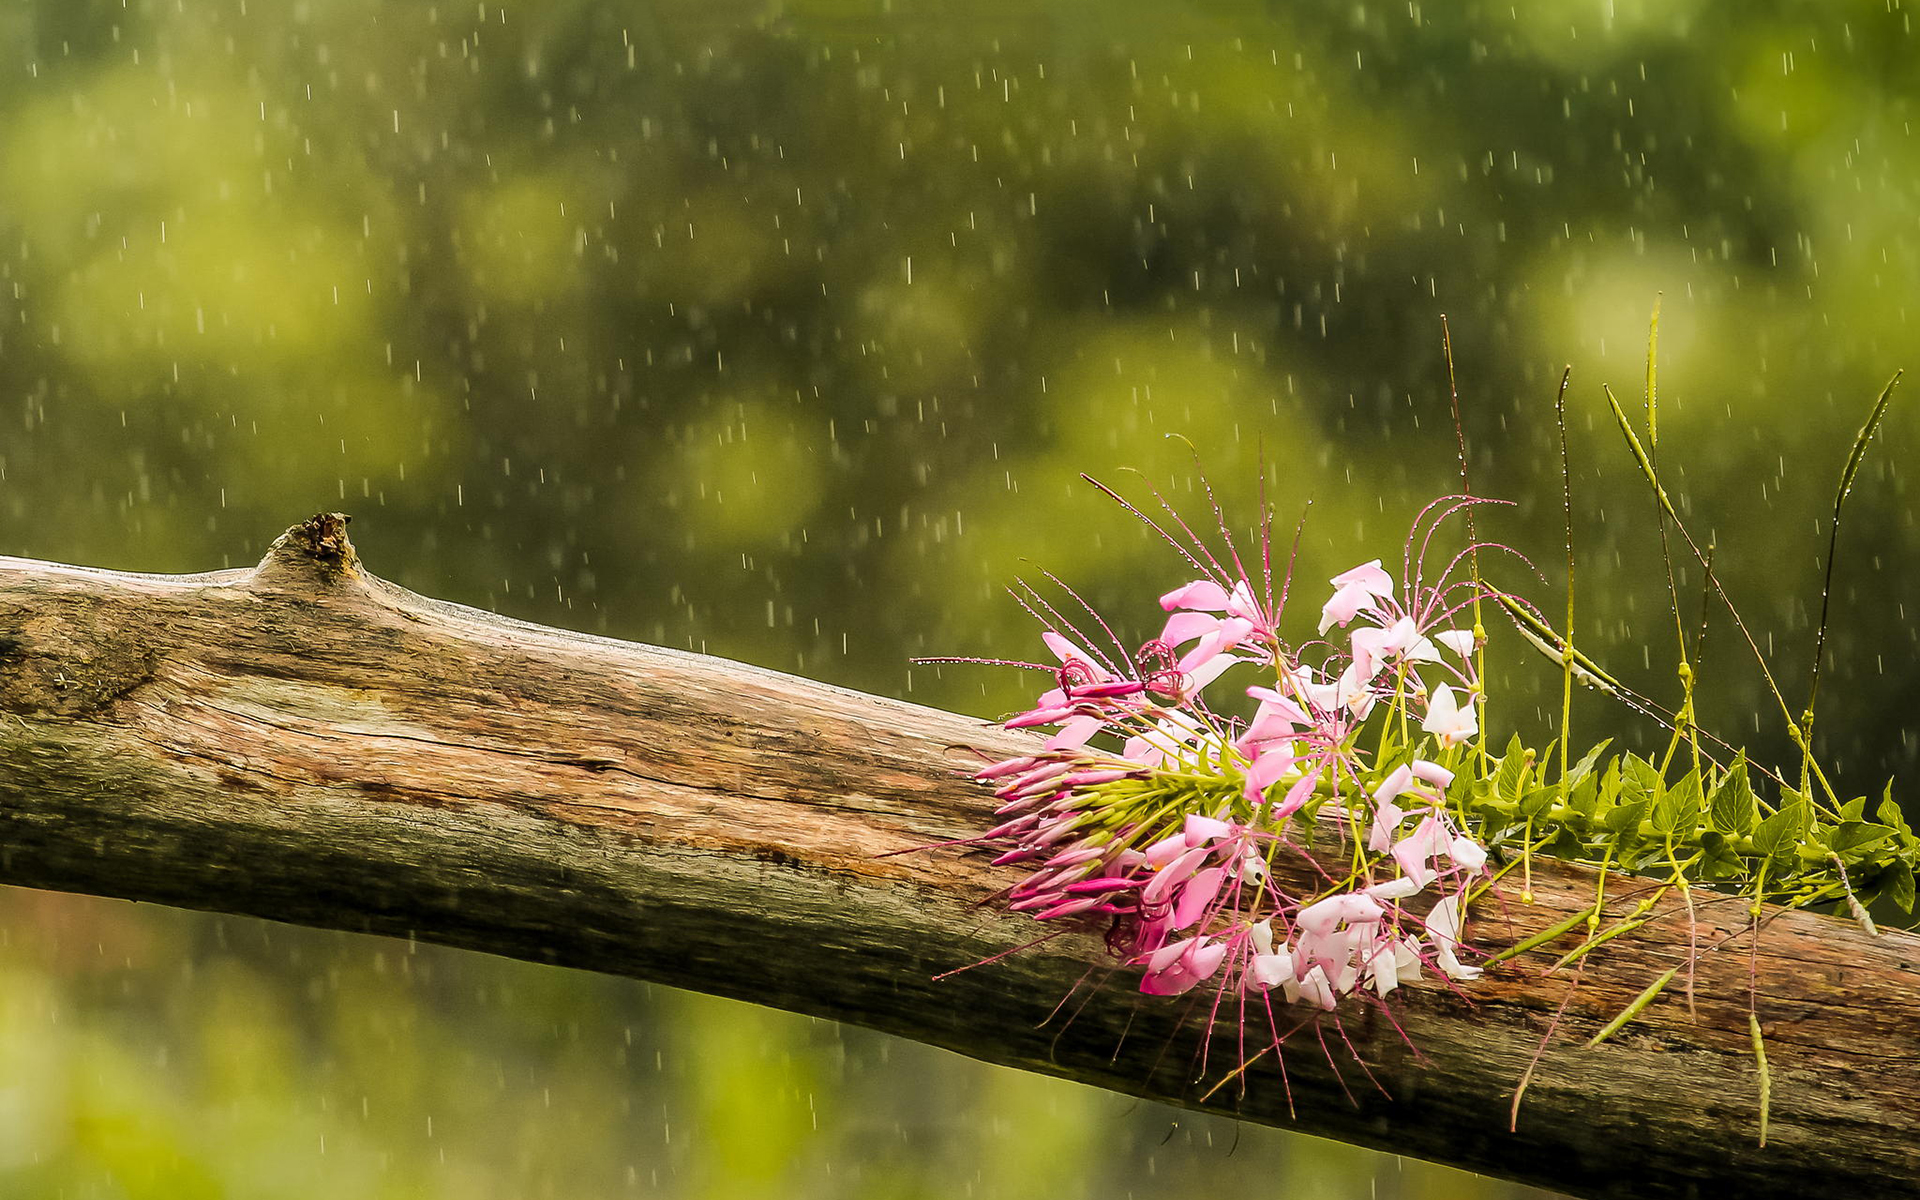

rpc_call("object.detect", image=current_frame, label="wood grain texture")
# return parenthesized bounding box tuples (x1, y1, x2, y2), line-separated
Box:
(0, 514, 1913, 1199)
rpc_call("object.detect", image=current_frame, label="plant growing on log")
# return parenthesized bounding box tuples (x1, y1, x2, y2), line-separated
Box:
(928, 321, 1920, 1135)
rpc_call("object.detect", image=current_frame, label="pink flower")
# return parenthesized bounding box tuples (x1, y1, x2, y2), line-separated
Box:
(1183, 814, 1233, 845)
(1333, 660, 1379, 719)
(1142, 830, 1190, 867)
(1241, 921, 1297, 993)
(1449, 834, 1488, 871)
(1391, 815, 1454, 888)
(1350, 616, 1440, 682)
(1159, 580, 1232, 612)
(1141, 846, 1210, 903)
(1369, 803, 1408, 854)
(1044, 714, 1105, 752)
(1293, 962, 1340, 1010)
(1170, 867, 1225, 929)
(1374, 764, 1414, 805)
(1319, 559, 1394, 634)
(1222, 579, 1268, 626)
(1248, 952, 1297, 992)
(1041, 631, 1111, 678)
(1242, 745, 1300, 808)
(1160, 609, 1224, 648)
(1296, 892, 1385, 937)
(1368, 765, 1414, 852)
(1175, 651, 1246, 701)
(1244, 685, 1310, 728)
(1177, 618, 1254, 675)
(1139, 935, 1229, 995)
(1368, 761, 1452, 852)
(1271, 764, 1322, 819)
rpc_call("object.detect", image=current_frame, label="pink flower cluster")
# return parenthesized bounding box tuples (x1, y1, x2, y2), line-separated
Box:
(972, 521, 1496, 1014)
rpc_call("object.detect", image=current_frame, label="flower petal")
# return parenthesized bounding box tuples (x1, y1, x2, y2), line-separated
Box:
(1159, 580, 1231, 612)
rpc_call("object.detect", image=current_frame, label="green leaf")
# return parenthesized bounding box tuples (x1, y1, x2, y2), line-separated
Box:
(1752, 793, 1810, 859)
(1445, 768, 1480, 810)
(1839, 796, 1867, 822)
(1879, 788, 1913, 838)
(1493, 734, 1531, 808)
(1565, 739, 1612, 787)
(1696, 831, 1746, 880)
(1888, 861, 1916, 913)
(1709, 756, 1757, 835)
(1826, 821, 1891, 858)
(1545, 827, 1587, 859)
(1519, 783, 1559, 820)
(1652, 770, 1703, 836)
(1606, 755, 1659, 836)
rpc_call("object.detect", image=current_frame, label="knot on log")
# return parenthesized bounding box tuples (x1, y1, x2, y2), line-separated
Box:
(251, 513, 364, 592)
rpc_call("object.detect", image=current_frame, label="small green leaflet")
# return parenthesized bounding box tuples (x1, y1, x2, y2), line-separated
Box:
(1653, 771, 1704, 836)
(1605, 754, 1660, 836)
(1752, 793, 1811, 859)
(1565, 739, 1612, 788)
(1887, 861, 1916, 913)
(1493, 734, 1531, 809)
(1709, 755, 1757, 835)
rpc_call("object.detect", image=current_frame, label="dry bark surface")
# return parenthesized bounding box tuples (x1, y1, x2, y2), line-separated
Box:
(0, 514, 1913, 1199)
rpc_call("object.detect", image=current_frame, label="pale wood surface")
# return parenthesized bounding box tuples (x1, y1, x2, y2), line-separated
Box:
(0, 514, 1912, 1199)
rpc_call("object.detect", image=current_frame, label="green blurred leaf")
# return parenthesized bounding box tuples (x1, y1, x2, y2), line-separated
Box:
(1889, 861, 1917, 913)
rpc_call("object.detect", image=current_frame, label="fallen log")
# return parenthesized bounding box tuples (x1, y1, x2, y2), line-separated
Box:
(0, 514, 1912, 1199)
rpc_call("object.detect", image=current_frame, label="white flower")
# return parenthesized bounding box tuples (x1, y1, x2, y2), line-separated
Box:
(1424, 893, 1483, 981)
(1436, 629, 1477, 658)
(1366, 935, 1425, 997)
(1422, 684, 1478, 746)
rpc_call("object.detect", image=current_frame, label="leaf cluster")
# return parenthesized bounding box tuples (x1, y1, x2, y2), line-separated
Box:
(1455, 735, 1919, 917)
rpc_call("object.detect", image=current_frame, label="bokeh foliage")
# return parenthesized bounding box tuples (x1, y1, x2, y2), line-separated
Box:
(1, 0, 1916, 1195)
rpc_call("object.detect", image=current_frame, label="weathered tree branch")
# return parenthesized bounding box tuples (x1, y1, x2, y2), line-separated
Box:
(0, 515, 1912, 1198)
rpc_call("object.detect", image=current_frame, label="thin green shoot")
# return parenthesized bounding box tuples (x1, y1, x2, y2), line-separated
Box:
(1803, 371, 1903, 761)
(1547, 363, 1575, 906)
(1441, 315, 1490, 779)
(1633, 302, 1704, 783)
(1602, 384, 1843, 817)
(1550, 903, 1659, 971)
(1645, 293, 1661, 450)
(1587, 967, 1679, 1047)
(1482, 899, 1605, 966)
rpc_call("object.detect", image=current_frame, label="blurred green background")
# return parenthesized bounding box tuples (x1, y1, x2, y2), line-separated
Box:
(3, 0, 1917, 1195)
